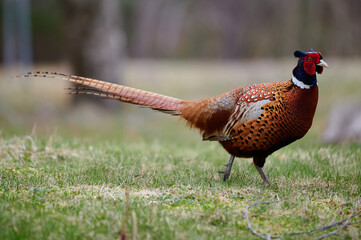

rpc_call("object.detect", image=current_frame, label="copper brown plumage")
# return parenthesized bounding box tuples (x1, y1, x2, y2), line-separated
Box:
(18, 49, 328, 184)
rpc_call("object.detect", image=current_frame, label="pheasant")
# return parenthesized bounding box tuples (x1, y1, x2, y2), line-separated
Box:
(19, 49, 328, 184)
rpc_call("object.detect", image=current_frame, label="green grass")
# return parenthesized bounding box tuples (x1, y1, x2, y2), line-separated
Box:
(0, 132, 360, 239)
(0, 59, 361, 239)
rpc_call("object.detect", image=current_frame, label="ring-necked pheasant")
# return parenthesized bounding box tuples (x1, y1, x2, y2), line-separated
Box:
(19, 49, 328, 184)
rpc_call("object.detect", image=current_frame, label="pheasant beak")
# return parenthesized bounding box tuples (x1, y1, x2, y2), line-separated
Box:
(317, 59, 329, 68)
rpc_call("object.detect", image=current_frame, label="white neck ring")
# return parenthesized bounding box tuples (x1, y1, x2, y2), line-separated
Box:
(291, 75, 314, 89)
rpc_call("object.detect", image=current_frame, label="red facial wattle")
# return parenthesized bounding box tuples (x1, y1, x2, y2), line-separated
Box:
(303, 53, 321, 75)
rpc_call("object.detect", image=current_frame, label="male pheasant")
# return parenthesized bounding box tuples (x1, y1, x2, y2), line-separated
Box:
(20, 49, 328, 184)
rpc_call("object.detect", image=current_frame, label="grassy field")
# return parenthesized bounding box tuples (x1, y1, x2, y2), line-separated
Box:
(0, 60, 361, 239)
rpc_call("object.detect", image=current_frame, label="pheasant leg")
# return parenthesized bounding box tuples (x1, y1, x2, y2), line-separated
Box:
(218, 155, 235, 181)
(255, 165, 270, 185)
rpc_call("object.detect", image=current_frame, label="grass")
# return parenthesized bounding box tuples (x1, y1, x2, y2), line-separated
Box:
(0, 59, 361, 239)
(0, 133, 360, 239)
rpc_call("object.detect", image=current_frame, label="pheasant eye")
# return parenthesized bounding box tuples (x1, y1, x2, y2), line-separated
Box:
(307, 57, 312, 62)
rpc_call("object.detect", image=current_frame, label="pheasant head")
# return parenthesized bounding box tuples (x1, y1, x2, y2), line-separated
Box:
(292, 49, 329, 89)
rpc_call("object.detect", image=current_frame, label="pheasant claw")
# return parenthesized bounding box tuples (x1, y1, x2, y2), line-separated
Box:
(218, 155, 235, 181)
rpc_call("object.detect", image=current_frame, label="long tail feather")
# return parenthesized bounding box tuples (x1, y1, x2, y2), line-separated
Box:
(18, 71, 187, 115)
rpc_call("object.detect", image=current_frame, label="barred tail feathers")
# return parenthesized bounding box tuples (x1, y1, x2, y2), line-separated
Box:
(19, 72, 186, 115)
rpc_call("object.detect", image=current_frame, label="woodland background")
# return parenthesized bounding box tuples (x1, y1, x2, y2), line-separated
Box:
(1, 0, 361, 64)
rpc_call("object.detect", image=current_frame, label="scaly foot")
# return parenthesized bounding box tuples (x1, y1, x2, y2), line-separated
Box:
(218, 155, 235, 181)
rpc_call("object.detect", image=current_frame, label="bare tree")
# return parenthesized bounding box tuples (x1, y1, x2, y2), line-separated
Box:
(62, 0, 123, 105)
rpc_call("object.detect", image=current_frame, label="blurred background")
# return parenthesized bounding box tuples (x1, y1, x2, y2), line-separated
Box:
(0, 0, 361, 143)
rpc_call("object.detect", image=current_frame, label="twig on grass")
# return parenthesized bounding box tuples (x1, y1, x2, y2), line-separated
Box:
(119, 186, 130, 240)
(244, 199, 284, 239)
(313, 198, 361, 240)
(125, 187, 130, 237)
(244, 196, 361, 239)
(330, 202, 350, 225)
(244, 188, 303, 239)
(132, 210, 138, 240)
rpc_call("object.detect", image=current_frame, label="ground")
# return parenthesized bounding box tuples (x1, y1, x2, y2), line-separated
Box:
(0, 60, 360, 239)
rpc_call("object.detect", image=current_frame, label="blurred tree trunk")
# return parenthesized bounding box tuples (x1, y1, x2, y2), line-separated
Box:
(62, 0, 123, 105)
